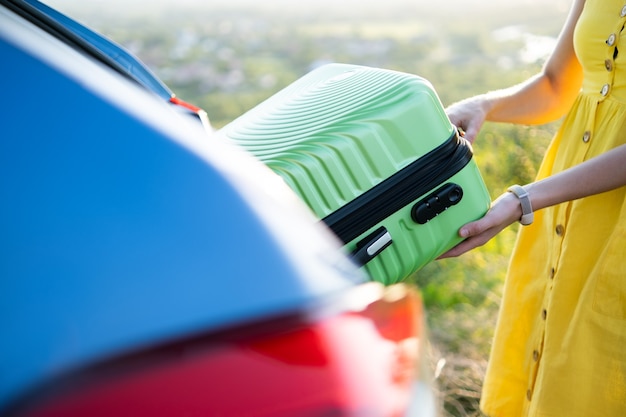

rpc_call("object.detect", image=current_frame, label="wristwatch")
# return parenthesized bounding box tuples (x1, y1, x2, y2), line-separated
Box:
(507, 184, 534, 225)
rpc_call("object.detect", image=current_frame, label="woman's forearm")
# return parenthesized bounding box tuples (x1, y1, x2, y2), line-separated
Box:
(526, 143, 626, 211)
(469, 0, 585, 126)
(446, 0, 584, 142)
(481, 70, 581, 125)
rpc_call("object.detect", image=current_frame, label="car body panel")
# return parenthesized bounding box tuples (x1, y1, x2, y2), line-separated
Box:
(0, 3, 364, 408)
(0, 1, 437, 415)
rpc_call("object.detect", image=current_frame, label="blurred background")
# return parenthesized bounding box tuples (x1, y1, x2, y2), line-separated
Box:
(44, 1, 570, 415)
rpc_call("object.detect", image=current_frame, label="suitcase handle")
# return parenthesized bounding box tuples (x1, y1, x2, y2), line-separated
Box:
(351, 227, 393, 266)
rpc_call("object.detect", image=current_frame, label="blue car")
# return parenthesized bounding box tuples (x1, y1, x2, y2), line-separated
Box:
(0, 1, 437, 416)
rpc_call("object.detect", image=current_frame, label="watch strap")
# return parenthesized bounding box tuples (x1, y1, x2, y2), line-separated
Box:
(507, 184, 534, 225)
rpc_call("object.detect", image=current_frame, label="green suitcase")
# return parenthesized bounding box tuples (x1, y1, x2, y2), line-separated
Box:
(220, 63, 491, 284)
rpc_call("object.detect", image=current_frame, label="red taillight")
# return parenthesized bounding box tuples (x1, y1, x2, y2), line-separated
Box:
(15, 284, 424, 417)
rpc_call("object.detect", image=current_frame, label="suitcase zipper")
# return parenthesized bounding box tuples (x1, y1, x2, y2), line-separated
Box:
(321, 130, 473, 244)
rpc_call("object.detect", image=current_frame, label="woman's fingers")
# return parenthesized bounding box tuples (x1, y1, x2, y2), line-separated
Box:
(437, 193, 523, 259)
(438, 221, 498, 259)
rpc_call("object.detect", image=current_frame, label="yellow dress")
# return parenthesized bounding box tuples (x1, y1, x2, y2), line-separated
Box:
(480, 1, 626, 416)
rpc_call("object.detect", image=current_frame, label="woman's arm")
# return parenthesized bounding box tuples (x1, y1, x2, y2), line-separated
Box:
(446, 0, 585, 142)
(439, 143, 626, 258)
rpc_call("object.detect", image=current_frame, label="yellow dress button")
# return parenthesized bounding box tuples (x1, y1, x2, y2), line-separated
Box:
(606, 59, 614, 71)
(601, 84, 611, 96)
(533, 350, 540, 361)
(527, 389, 533, 401)
(542, 309, 548, 320)
(582, 131, 591, 143)
(556, 224, 565, 236)
(607, 33, 617, 47)
(621, 5, 626, 17)
(550, 267, 556, 279)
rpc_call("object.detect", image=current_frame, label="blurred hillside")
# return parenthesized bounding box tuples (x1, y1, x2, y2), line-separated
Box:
(44, 1, 569, 415)
(47, 0, 570, 124)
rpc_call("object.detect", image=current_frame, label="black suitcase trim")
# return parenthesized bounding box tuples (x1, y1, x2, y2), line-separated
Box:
(321, 130, 473, 244)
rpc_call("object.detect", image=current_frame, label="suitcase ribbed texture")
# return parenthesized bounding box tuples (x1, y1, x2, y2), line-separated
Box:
(221, 64, 490, 284)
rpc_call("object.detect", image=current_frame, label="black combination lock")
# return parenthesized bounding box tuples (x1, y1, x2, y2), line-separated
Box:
(411, 183, 463, 224)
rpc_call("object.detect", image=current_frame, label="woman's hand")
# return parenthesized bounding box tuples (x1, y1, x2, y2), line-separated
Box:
(438, 191, 522, 258)
(445, 96, 491, 144)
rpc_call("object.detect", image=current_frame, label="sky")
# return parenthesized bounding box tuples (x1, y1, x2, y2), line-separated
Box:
(45, 0, 562, 11)
(41, 0, 572, 32)
(46, 0, 548, 4)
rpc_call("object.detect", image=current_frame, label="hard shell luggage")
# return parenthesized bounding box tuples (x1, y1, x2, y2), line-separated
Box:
(220, 63, 491, 284)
